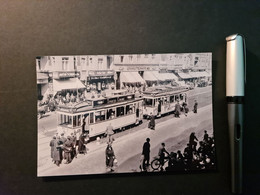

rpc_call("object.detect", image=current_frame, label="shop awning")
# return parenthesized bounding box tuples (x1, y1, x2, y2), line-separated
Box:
(120, 72, 145, 84)
(37, 73, 48, 79)
(189, 71, 210, 78)
(178, 72, 192, 79)
(164, 73, 178, 80)
(143, 71, 158, 81)
(152, 72, 177, 81)
(53, 78, 86, 93)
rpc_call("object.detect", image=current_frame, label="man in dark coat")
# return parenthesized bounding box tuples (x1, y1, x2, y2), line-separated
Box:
(142, 138, 150, 171)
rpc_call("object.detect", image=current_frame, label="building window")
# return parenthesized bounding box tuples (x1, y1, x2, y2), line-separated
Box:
(120, 56, 124, 62)
(62, 57, 69, 70)
(151, 54, 155, 59)
(144, 54, 148, 58)
(89, 57, 92, 64)
(80, 58, 85, 66)
(98, 58, 103, 65)
(129, 55, 133, 61)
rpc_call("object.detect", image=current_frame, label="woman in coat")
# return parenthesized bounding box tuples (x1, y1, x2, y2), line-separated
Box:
(105, 143, 115, 172)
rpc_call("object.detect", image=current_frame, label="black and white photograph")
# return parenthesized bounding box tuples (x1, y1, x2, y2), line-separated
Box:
(37, 53, 215, 177)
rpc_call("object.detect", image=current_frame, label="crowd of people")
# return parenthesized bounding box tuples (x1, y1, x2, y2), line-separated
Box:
(49, 121, 117, 172)
(49, 130, 89, 167)
(140, 130, 215, 172)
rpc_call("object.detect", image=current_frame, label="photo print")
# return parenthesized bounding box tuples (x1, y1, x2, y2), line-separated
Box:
(37, 53, 215, 177)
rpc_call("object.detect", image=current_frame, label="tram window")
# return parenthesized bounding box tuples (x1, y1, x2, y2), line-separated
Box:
(175, 95, 179, 101)
(116, 106, 125, 117)
(95, 111, 105, 122)
(90, 112, 94, 124)
(180, 94, 184, 101)
(77, 115, 81, 126)
(144, 98, 153, 106)
(73, 116, 76, 127)
(107, 108, 115, 119)
(170, 96, 174, 103)
(126, 105, 133, 114)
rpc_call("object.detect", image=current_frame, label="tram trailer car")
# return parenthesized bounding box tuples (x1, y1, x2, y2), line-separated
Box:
(56, 92, 143, 139)
(142, 86, 189, 118)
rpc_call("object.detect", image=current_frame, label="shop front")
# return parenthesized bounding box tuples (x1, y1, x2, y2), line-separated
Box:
(87, 70, 115, 93)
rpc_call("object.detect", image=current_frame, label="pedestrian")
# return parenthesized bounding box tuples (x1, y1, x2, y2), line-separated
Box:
(63, 136, 73, 164)
(53, 136, 63, 167)
(142, 138, 150, 171)
(203, 130, 209, 143)
(189, 132, 198, 151)
(78, 133, 86, 154)
(105, 123, 115, 143)
(158, 143, 169, 171)
(174, 101, 181, 118)
(105, 142, 116, 172)
(49, 136, 56, 161)
(71, 133, 77, 159)
(193, 100, 198, 113)
(148, 113, 155, 130)
(182, 101, 189, 116)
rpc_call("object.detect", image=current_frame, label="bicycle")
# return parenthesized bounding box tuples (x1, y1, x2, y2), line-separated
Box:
(151, 155, 170, 171)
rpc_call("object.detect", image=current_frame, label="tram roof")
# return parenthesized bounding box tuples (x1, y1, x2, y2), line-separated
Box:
(143, 86, 189, 97)
(56, 92, 143, 114)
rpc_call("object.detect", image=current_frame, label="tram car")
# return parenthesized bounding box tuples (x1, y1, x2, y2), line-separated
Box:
(142, 86, 189, 118)
(56, 90, 143, 138)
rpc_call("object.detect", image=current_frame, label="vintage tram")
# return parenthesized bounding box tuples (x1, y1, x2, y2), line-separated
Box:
(56, 90, 143, 138)
(142, 86, 189, 118)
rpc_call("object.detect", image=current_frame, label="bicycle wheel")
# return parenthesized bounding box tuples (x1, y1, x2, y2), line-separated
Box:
(151, 159, 161, 171)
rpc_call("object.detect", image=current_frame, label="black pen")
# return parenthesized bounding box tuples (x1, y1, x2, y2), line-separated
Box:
(226, 34, 246, 194)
